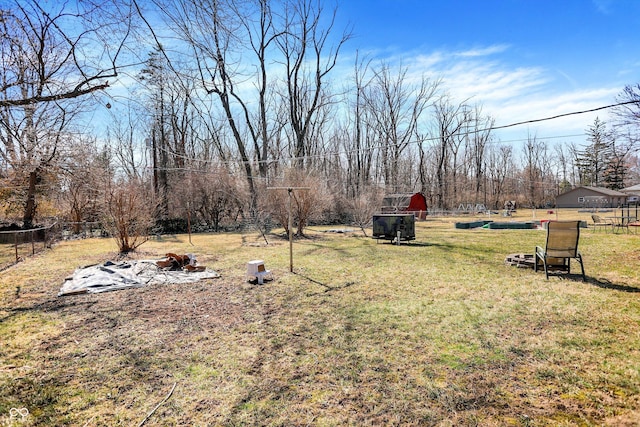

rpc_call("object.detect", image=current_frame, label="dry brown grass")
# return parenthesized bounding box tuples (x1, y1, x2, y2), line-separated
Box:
(1, 209, 639, 426)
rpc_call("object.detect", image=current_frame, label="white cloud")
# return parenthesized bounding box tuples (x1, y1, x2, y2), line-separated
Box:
(492, 88, 620, 137)
(333, 41, 626, 148)
(399, 45, 549, 104)
(388, 44, 621, 144)
(440, 61, 548, 103)
(333, 42, 621, 147)
(454, 44, 511, 58)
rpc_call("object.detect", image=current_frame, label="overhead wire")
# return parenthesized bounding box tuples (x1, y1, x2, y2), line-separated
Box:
(140, 99, 638, 171)
(490, 100, 639, 130)
(125, 99, 639, 193)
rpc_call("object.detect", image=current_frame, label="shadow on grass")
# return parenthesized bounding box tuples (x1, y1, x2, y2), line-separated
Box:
(371, 240, 441, 247)
(294, 271, 356, 294)
(540, 273, 640, 292)
(587, 277, 640, 293)
(0, 298, 97, 324)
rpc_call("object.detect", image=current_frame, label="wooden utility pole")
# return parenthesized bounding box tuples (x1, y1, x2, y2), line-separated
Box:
(267, 187, 309, 272)
(287, 188, 293, 271)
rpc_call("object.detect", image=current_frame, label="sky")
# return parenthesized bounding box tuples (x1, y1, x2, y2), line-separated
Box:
(331, 0, 640, 146)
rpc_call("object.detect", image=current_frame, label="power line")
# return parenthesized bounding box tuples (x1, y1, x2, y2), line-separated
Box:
(492, 100, 639, 130)
(113, 99, 639, 171)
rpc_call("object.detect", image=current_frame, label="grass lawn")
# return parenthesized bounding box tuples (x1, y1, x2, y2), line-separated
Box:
(1, 209, 639, 426)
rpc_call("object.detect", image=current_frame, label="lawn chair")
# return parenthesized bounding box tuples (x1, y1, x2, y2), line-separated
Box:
(591, 214, 613, 233)
(535, 220, 586, 281)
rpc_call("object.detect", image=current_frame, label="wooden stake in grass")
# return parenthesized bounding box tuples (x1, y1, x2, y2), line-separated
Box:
(268, 186, 309, 272)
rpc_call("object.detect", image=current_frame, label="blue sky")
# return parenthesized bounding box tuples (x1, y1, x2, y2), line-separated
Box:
(333, 0, 640, 145)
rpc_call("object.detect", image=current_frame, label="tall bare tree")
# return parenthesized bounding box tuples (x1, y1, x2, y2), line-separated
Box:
(151, 0, 349, 217)
(276, 0, 351, 169)
(432, 96, 468, 210)
(486, 144, 514, 209)
(613, 84, 640, 137)
(520, 134, 555, 208)
(58, 137, 112, 233)
(468, 106, 494, 206)
(340, 53, 376, 198)
(553, 142, 573, 194)
(363, 63, 438, 192)
(154, 0, 260, 215)
(0, 0, 132, 227)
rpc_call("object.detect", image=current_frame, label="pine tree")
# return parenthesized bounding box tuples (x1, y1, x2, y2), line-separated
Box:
(577, 117, 612, 187)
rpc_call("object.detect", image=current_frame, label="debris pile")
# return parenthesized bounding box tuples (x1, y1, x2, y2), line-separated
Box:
(156, 253, 206, 272)
(58, 254, 218, 296)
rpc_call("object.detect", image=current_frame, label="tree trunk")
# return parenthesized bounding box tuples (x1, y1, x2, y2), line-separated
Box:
(23, 169, 39, 229)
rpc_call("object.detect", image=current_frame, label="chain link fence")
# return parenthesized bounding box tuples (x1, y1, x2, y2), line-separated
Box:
(0, 223, 62, 270)
(0, 222, 111, 270)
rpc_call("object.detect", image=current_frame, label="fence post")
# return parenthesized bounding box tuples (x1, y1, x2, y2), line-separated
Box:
(14, 230, 18, 263)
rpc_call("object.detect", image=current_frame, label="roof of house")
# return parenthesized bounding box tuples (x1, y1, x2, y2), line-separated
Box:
(558, 186, 628, 197)
(621, 184, 640, 193)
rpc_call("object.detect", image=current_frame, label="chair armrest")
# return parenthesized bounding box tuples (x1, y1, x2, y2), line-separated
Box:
(535, 245, 544, 257)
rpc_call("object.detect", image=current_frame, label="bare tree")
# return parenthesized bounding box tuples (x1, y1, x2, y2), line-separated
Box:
(611, 85, 640, 187)
(148, 0, 350, 219)
(349, 186, 383, 236)
(103, 180, 156, 253)
(553, 142, 573, 193)
(432, 96, 469, 210)
(613, 84, 640, 135)
(363, 63, 438, 192)
(267, 168, 328, 237)
(276, 0, 351, 169)
(58, 138, 112, 233)
(486, 144, 514, 210)
(0, 1, 129, 108)
(0, 0, 133, 227)
(342, 53, 376, 198)
(520, 134, 556, 208)
(105, 104, 147, 182)
(187, 166, 246, 232)
(154, 0, 260, 215)
(468, 106, 494, 206)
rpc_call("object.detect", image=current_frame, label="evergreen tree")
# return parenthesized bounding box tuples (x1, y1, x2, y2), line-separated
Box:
(602, 133, 628, 190)
(576, 117, 612, 187)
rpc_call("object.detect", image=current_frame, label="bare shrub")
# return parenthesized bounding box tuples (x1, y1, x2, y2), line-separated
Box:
(58, 141, 110, 234)
(349, 187, 384, 236)
(103, 181, 155, 253)
(267, 169, 330, 237)
(182, 168, 248, 232)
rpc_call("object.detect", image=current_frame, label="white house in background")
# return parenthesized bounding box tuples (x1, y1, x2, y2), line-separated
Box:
(620, 184, 640, 203)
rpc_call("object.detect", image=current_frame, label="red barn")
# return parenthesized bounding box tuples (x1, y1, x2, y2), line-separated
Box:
(381, 193, 428, 220)
(407, 192, 428, 219)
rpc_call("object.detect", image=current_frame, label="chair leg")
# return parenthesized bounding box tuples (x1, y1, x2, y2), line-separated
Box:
(577, 254, 586, 282)
(543, 258, 549, 279)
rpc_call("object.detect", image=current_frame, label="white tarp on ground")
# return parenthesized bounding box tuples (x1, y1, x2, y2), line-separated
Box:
(58, 260, 220, 296)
